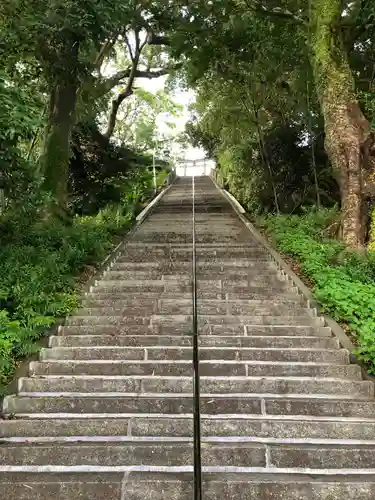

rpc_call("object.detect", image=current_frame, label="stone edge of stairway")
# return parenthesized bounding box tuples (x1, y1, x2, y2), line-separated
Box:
(210, 174, 375, 386)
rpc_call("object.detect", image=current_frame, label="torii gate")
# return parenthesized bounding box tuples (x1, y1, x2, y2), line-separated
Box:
(177, 158, 216, 177)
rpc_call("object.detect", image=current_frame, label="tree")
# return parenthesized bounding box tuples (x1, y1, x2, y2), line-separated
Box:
(172, 0, 375, 246)
(111, 88, 182, 150)
(0, 0, 179, 215)
(102, 30, 175, 139)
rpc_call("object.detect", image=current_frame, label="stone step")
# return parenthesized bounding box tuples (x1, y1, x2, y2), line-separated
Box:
(102, 270, 286, 281)
(39, 346, 346, 363)
(29, 360, 361, 379)
(112, 260, 272, 269)
(2, 441, 375, 469)
(83, 293, 304, 304)
(130, 234, 247, 244)
(3, 416, 375, 440)
(120, 243, 262, 253)
(93, 281, 291, 294)
(4, 394, 375, 418)
(3, 473, 364, 500)
(103, 270, 281, 281)
(65, 314, 321, 327)
(124, 242, 256, 249)
(49, 334, 338, 349)
(117, 249, 268, 262)
(58, 325, 331, 337)
(76, 304, 310, 317)
(97, 276, 289, 286)
(17, 375, 372, 397)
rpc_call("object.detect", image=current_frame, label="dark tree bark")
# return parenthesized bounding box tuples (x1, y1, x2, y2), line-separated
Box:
(40, 35, 79, 214)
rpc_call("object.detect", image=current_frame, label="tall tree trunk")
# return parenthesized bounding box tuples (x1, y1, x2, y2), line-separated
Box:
(105, 88, 133, 139)
(309, 0, 372, 247)
(40, 37, 79, 215)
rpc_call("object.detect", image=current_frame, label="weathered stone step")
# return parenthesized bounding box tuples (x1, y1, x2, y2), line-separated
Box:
(49, 334, 338, 350)
(121, 242, 261, 251)
(17, 376, 371, 397)
(109, 266, 276, 277)
(103, 270, 285, 281)
(4, 394, 375, 418)
(39, 346, 345, 363)
(93, 281, 291, 294)
(81, 296, 304, 309)
(117, 249, 268, 262)
(84, 292, 304, 303)
(137, 222, 240, 229)
(4, 416, 375, 440)
(58, 324, 331, 337)
(1, 474, 374, 500)
(2, 441, 375, 469)
(123, 240, 261, 247)
(124, 242, 256, 249)
(29, 360, 361, 379)
(130, 233, 248, 244)
(112, 260, 272, 270)
(76, 304, 310, 317)
(65, 314, 321, 327)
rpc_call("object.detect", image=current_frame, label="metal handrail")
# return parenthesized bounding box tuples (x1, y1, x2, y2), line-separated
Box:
(192, 175, 202, 500)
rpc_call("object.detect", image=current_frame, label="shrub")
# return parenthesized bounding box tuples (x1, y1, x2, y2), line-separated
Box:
(261, 210, 375, 373)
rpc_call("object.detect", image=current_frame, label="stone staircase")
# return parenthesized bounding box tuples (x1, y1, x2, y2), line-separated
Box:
(1, 176, 375, 499)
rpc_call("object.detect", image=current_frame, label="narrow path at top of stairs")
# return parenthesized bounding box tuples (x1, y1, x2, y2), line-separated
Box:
(1, 176, 375, 499)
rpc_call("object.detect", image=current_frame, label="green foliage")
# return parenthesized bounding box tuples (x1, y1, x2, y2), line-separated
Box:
(69, 121, 157, 214)
(213, 123, 338, 215)
(113, 88, 183, 154)
(0, 72, 43, 203)
(0, 215, 120, 390)
(261, 210, 375, 372)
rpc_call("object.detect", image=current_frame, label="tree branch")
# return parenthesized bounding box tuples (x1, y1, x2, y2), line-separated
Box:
(124, 34, 135, 61)
(97, 66, 180, 98)
(147, 32, 171, 46)
(103, 19, 177, 139)
(94, 35, 119, 72)
(254, 3, 306, 24)
(104, 27, 145, 138)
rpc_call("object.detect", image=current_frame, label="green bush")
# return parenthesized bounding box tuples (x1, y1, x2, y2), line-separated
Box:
(0, 213, 132, 390)
(260, 209, 375, 373)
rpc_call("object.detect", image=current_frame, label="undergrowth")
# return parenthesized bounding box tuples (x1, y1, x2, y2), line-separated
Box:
(259, 208, 375, 373)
